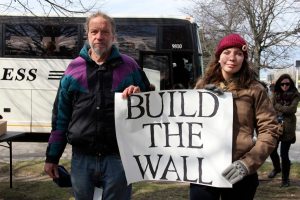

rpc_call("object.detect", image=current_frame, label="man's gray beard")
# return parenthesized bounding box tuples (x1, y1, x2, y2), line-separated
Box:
(92, 46, 105, 57)
(89, 41, 108, 57)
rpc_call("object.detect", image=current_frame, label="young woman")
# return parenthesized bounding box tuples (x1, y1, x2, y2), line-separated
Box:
(190, 33, 282, 200)
(268, 73, 300, 187)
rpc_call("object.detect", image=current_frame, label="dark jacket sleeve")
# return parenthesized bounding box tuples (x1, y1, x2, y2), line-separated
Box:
(45, 76, 72, 164)
(274, 93, 300, 115)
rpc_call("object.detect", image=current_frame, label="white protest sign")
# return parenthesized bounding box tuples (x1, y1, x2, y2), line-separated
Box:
(115, 90, 233, 188)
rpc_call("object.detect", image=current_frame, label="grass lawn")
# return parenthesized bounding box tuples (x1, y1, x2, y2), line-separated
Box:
(0, 160, 299, 200)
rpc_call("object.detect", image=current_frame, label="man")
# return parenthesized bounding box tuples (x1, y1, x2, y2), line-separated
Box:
(44, 12, 150, 200)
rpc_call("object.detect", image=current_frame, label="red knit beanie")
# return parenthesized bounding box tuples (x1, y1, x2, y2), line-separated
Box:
(215, 33, 248, 58)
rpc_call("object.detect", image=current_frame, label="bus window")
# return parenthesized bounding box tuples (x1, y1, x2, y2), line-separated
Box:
(43, 41, 56, 56)
(4, 24, 78, 58)
(116, 25, 157, 60)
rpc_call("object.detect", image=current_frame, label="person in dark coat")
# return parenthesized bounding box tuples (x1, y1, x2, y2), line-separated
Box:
(44, 11, 151, 200)
(268, 73, 300, 187)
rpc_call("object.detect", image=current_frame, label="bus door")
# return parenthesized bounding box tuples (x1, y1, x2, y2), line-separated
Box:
(139, 51, 194, 90)
(171, 52, 194, 89)
(139, 51, 172, 90)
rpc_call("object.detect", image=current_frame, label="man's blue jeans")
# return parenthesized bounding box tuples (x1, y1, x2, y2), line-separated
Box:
(71, 150, 131, 200)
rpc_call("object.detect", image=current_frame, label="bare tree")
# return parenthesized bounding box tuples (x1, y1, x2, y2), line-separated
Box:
(184, 0, 246, 67)
(184, 0, 300, 70)
(0, 0, 105, 16)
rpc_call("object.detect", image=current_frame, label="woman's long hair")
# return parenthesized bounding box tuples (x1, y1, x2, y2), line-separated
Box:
(274, 74, 297, 93)
(195, 55, 257, 90)
(273, 74, 299, 106)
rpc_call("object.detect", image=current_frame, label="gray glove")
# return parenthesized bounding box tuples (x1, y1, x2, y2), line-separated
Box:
(204, 84, 224, 95)
(222, 160, 249, 184)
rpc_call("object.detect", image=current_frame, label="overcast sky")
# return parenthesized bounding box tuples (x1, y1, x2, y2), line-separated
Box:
(100, 0, 192, 17)
(0, 0, 192, 17)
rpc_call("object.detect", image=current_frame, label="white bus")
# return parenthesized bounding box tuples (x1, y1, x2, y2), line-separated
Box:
(0, 15, 203, 135)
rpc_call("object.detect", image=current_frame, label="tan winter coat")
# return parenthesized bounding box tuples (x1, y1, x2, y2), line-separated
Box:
(229, 82, 282, 174)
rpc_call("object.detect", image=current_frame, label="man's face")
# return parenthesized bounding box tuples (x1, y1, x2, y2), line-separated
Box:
(88, 16, 115, 57)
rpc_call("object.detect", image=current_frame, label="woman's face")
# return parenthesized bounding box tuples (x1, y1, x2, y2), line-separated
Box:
(280, 78, 291, 92)
(219, 47, 244, 80)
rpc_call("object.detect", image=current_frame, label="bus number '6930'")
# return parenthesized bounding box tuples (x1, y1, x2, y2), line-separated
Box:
(172, 44, 182, 49)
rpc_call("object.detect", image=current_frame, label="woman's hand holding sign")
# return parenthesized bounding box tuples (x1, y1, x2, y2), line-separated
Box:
(222, 160, 249, 184)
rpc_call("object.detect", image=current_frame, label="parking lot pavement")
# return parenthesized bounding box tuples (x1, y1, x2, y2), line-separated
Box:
(0, 142, 72, 163)
(289, 110, 300, 162)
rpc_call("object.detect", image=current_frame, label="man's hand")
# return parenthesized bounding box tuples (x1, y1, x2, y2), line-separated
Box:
(44, 162, 59, 179)
(122, 85, 141, 98)
(222, 160, 249, 184)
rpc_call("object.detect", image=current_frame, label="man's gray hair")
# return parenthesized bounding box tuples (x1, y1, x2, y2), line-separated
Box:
(85, 11, 116, 35)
